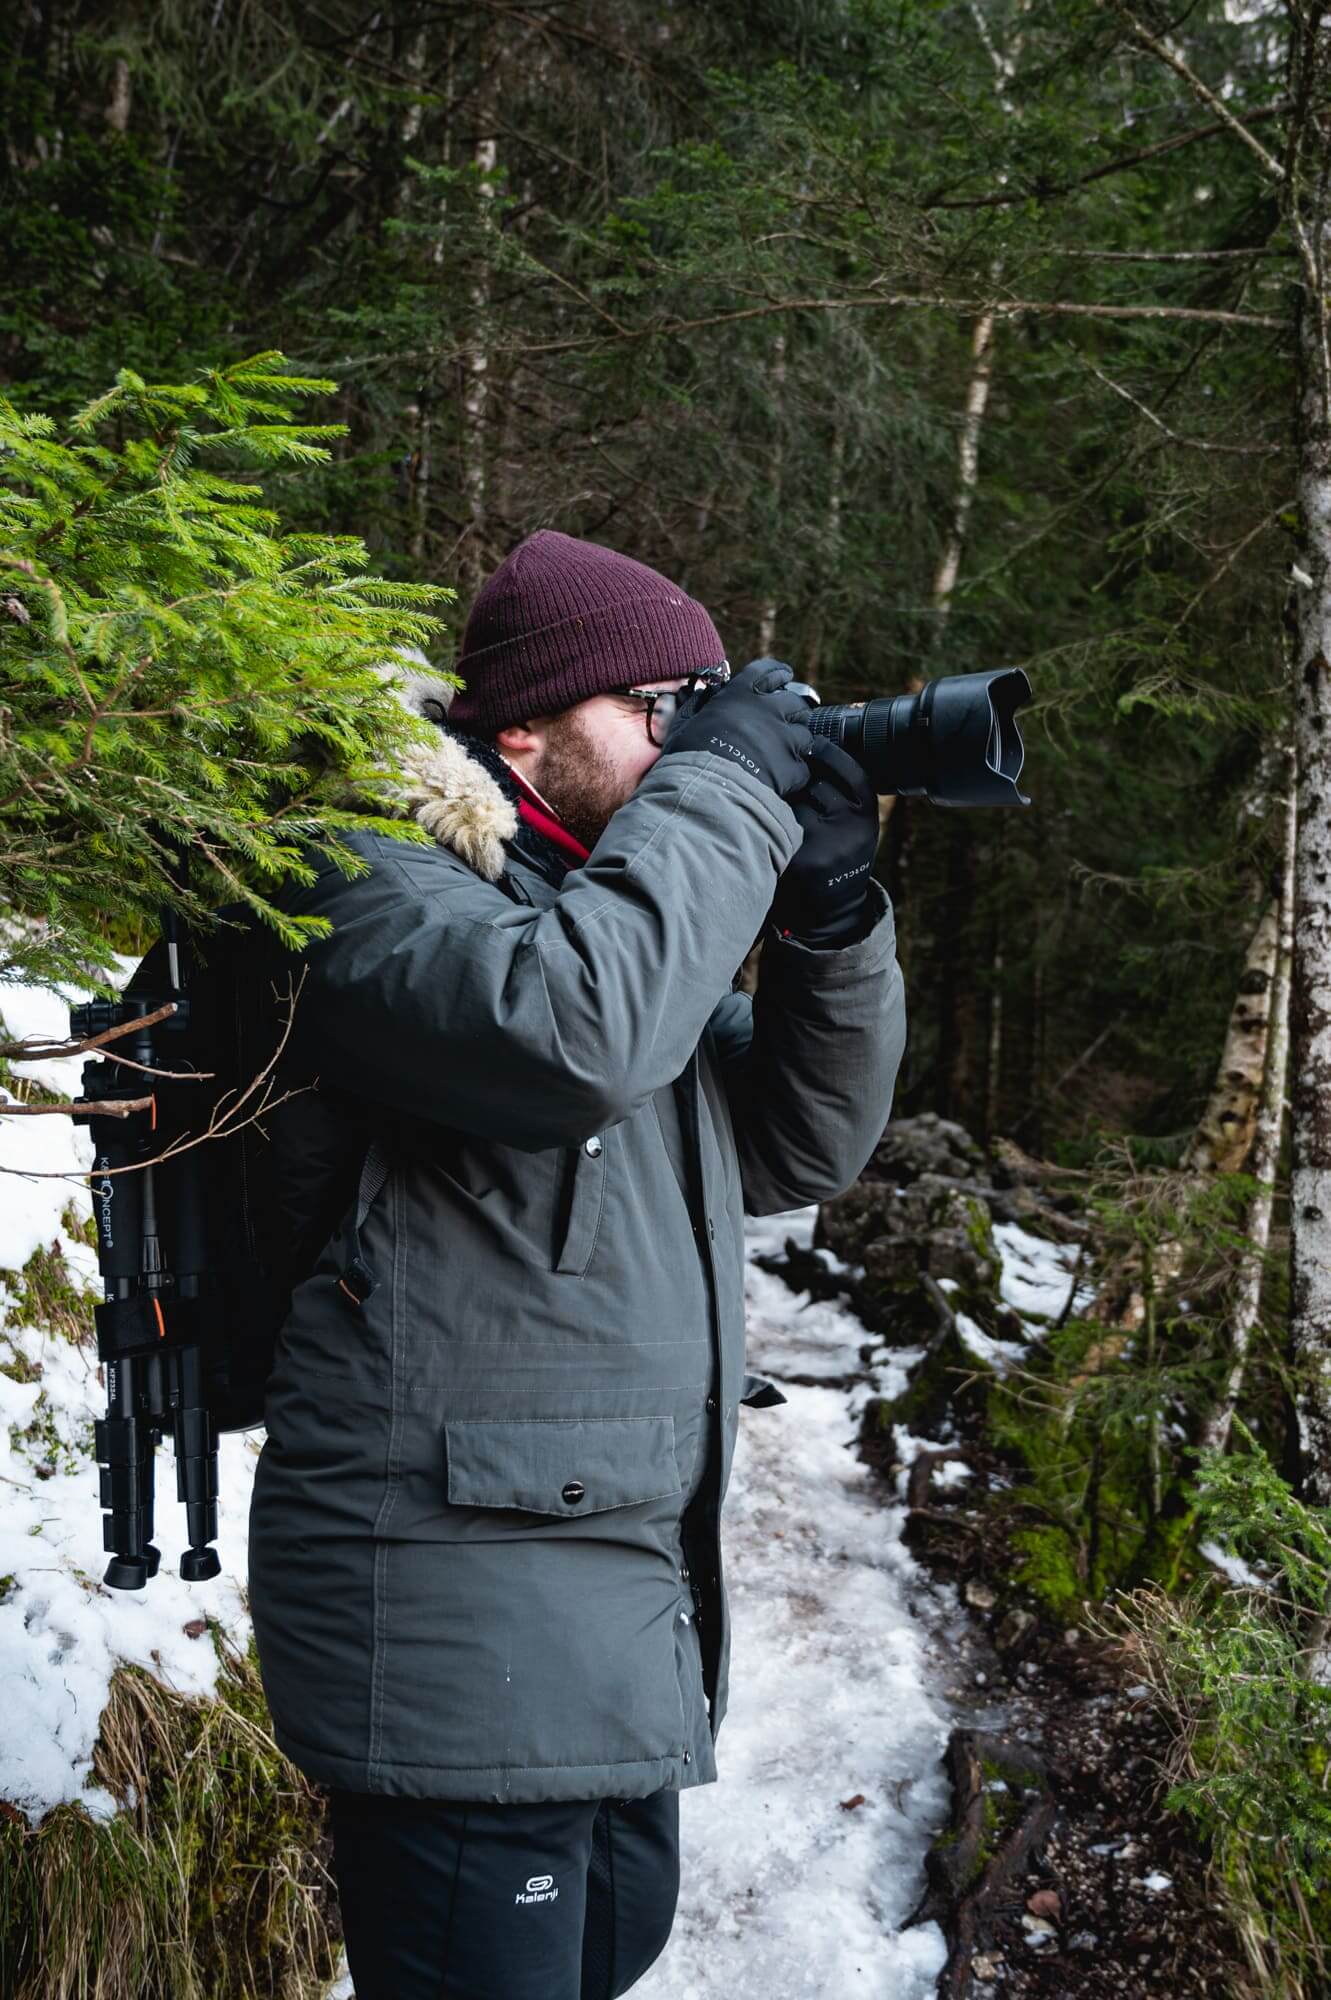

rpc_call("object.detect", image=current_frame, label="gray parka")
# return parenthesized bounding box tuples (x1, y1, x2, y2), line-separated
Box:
(247, 669, 906, 1804)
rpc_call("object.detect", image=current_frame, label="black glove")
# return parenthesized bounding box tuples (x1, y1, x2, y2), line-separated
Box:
(769, 737, 881, 947)
(658, 658, 815, 800)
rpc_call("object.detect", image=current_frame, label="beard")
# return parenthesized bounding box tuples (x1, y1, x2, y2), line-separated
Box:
(529, 708, 634, 851)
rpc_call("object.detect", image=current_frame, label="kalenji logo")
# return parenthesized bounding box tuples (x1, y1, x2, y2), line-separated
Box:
(516, 1873, 559, 1906)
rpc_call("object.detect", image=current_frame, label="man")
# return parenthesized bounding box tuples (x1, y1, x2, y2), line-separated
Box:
(247, 528, 906, 1999)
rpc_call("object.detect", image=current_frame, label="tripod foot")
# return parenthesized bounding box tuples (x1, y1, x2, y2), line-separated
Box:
(179, 1546, 221, 1582)
(104, 1553, 149, 1591)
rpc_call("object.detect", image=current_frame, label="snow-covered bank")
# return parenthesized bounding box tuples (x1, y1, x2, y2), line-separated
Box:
(0, 968, 261, 1826)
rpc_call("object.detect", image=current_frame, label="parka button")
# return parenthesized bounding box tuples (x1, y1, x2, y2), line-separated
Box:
(583, 1135, 603, 1158)
(683, 1749, 692, 1765)
(561, 1480, 586, 1504)
(705, 1395, 718, 1413)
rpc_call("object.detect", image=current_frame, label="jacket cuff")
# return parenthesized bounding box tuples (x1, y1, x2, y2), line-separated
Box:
(762, 878, 897, 980)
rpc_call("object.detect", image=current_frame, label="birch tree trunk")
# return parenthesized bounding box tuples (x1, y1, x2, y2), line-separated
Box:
(930, 307, 998, 629)
(1202, 775, 1295, 1454)
(1287, 11, 1331, 1504)
(461, 114, 498, 596)
(757, 330, 787, 656)
(1290, 290, 1331, 1500)
(1181, 896, 1281, 1177)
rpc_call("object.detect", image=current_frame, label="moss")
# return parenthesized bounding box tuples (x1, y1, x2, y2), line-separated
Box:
(0, 1050, 66, 1108)
(875, 1323, 995, 1437)
(0, 1345, 41, 1386)
(8, 1390, 89, 1478)
(963, 1196, 996, 1267)
(0, 1635, 341, 1999)
(60, 1200, 99, 1254)
(1, 1232, 98, 1349)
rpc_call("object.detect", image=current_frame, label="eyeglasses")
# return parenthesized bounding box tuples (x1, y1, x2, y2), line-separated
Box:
(607, 663, 731, 746)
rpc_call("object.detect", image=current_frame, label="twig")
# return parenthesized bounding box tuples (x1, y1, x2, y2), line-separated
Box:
(0, 971, 310, 1178)
(1107, 3, 1287, 184)
(0, 1001, 181, 1064)
(923, 100, 1289, 210)
(1169, 501, 1291, 634)
(1081, 356, 1289, 455)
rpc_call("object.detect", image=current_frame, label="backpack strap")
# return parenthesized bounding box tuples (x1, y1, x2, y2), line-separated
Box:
(335, 1141, 391, 1308)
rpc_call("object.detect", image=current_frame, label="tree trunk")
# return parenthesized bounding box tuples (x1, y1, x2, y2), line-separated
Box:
(1181, 895, 1281, 1177)
(1291, 251, 1331, 1502)
(931, 309, 998, 629)
(1202, 771, 1295, 1454)
(757, 331, 787, 655)
(461, 114, 498, 595)
(1288, 0, 1331, 1500)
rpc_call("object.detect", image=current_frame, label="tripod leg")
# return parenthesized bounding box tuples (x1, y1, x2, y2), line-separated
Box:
(173, 1343, 221, 1583)
(96, 1352, 160, 1590)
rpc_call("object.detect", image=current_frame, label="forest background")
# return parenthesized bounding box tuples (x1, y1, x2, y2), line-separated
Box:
(3, 1, 1331, 1996)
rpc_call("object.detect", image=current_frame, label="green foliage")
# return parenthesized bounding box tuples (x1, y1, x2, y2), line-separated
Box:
(1109, 1424, 1331, 1998)
(987, 1157, 1274, 1614)
(0, 355, 453, 992)
(0, 1639, 339, 2000)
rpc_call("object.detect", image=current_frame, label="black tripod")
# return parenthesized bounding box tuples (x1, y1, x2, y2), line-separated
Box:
(71, 891, 222, 1591)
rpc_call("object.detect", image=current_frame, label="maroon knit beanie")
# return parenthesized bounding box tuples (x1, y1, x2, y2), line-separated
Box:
(447, 529, 726, 736)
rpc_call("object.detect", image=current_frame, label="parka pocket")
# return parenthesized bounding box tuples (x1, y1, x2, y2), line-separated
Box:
(444, 1415, 680, 1517)
(551, 1133, 608, 1275)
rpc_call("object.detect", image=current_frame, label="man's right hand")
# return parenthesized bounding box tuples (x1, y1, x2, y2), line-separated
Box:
(658, 658, 815, 801)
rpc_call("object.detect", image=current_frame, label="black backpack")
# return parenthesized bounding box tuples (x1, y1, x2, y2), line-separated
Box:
(112, 899, 384, 1421)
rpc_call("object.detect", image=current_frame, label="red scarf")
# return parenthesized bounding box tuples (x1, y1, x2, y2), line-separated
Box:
(507, 767, 591, 866)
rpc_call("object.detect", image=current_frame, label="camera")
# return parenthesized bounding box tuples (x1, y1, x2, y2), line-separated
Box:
(793, 667, 1031, 808)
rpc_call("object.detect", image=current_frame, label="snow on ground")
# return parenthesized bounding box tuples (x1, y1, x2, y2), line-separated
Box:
(991, 1219, 1094, 1322)
(0, 963, 261, 1827)
(627, 1211, 953, 2000)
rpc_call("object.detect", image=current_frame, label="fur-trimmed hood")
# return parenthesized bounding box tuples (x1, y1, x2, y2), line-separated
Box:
(372, 653, 519, 884)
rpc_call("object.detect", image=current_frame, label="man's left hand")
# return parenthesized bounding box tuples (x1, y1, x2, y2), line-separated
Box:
(769, 738, 881, 948)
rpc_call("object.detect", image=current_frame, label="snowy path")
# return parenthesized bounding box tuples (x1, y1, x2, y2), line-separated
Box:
(629, 1212, 952, 1999)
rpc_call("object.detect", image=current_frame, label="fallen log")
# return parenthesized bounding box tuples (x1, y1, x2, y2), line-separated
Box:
(907, 1728, 1060, 1998)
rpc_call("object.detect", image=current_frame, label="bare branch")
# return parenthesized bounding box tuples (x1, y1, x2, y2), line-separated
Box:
(508, 292, 1285, 363)
(923, 100, 1289, 210)
(1169, 502, 1292, 633)
(1107, 3, 1287, 182)
(0, 969, 311, 1178)
(0, 1095, 153, 1118)
(1081, 357, 1291, 454)
(0, 1000, 181, 1067)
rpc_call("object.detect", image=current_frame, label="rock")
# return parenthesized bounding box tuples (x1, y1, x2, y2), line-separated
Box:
(1026, 1888, 1061, 1920)
(1021, 1913, 1059, 1947)
(994, 1607, 1036, 1653)
(863, 1114, 987, 1187)
(820, 1170, 1000, 1333)
(965, 1579, 997, 1611)
(971, 1952, 1003, 1982)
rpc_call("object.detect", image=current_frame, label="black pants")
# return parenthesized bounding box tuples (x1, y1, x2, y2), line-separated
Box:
(327, 1787, 681, 2000)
